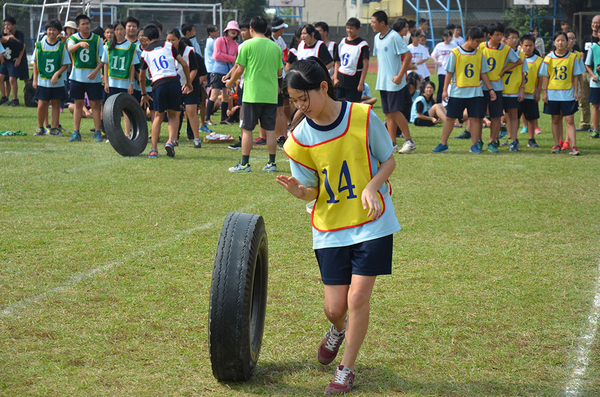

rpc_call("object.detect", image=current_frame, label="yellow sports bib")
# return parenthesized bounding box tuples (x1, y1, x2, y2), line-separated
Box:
(283, 103, 385, 232)
(524, 55, 543, 95)
(453, 47, 483, 88)
(546, 53, 576, 91)
(503, 50, 526, 95)
(479, 42, 510, 82)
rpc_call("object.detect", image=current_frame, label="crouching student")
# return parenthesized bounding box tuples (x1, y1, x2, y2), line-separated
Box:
(410, 81, 446, 126)
(139, 24, 192, 158)
(32, 19, 71, 136)
(279, 57, 401, 394)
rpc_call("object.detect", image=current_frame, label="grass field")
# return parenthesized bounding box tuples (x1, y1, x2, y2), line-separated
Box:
(2, 72, 600, 395)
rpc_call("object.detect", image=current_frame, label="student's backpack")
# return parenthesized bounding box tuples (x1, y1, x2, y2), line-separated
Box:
(23, 80, 36, 107)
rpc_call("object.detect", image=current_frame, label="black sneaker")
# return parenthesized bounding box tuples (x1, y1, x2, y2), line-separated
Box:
(0, 96, 8, 105)
(590, 132, 600, 139)
(228, 136, 242, 150)
(527, 139, 539, 148)
(454, 130, 471, 139)
(8, 99, 19, 107)
(193, 139, 202, 149)
(277, 135, 286, 149)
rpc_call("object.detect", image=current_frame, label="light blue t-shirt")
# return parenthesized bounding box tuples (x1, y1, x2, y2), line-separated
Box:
(363, 82, 371, 98)
(524, 54, 542, 100)
(190, 36, 202, 57)
(100, 40, 140, 89)
(444, 46, 490, 98)
(67, 33, 105, 83)
(289, 100, 402, 249)
(373, 29, 409, 92)
(502, 50, 529, 98)
(481, 43, 520, 92)
(128, 39, 142, 92)
(410, 95, 433, 123)
(32, 38, 72, 88)
(539, 51, 584, 101)
(585, 48, 600, 88)
(204, 37, 215, 73)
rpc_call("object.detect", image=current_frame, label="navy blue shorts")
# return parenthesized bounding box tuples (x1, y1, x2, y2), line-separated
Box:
(502, 96, 520, 111)
(380, 88, 407, 114)
(70, 80, 104, 101)
(0, 61, 20, 78)
(589, 87, 600, 104)
(543, 100, 578, 116)
(34, 86, 67, 101)
(152, 81, 182, 112)
(446, 96, 486, 119)
(183, 91, 200, 106)
(520, 99, 540, 121)
(108, 87, 128, 97)
(484, 90, 504, 118)
(336, 87, 362, 103)
(132, 89, 142, 103)
(314, 234, 394, 285)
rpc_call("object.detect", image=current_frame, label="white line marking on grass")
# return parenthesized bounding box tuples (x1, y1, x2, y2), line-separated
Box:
(0, 220, 217, 318)
(565, 261, 600, 395)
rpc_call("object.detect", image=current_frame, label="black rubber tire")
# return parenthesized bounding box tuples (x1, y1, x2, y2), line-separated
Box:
(103, 93, 148, 156)
(209, 212, 268, 382)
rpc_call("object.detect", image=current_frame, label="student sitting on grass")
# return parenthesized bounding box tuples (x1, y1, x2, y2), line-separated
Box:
(139, 24, 192, 159)
(361, 82, 377, 105)
(32, 19, 71, 136)
(279, 57, 400, 395)
(410, 81, 447, 126)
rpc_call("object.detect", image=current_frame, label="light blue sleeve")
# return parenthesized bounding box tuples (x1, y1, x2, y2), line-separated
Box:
(574, 56, 583, 76)
(394, 34, 409, 56)
(372, 35, 378, 57)
(289, 159, 318, 189)
(97, 38, 105, 61)
(539, 61, 549, 77)
(32, 47, 37, 62)
(481, 54, 490, 73)
(506, 48, 519, 65)
(522, 59, 529, 73)
(445, 51, 456, 73)
(586, 50, 594, 66)
(132, 49, 140, 65)
(101, 50, 108, 63)
(62, 47, 71, 65)
(0, 43, 5, 55)
(368, 110, 394, 162)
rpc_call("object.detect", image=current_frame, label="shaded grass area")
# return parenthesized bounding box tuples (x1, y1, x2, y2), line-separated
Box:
(1, 73, 600, 395)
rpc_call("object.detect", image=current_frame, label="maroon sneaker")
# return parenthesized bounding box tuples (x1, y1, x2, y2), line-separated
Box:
(318, 324, 345, 365)
(325, 365, 354, 394)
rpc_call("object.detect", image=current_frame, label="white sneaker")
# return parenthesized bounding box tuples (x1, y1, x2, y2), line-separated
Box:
(392, 143, 399, 153)
(228, 163, 251, 173)
(399, 140, 416, 154)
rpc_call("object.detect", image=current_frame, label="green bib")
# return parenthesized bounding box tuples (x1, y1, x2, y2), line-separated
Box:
(106, 42, 136, 80)
(70, 33, 99, 69)
(36, 40, 65, 80)
(591, 43, 600, 78)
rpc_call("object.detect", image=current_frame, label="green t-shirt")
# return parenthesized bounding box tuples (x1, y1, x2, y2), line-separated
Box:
(235, 37, 283, 104)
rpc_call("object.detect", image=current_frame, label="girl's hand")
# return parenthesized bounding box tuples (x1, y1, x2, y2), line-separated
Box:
(542, 90, 548, 104)
(276, 175, 309, 200)
(362, 187, 382, 220)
